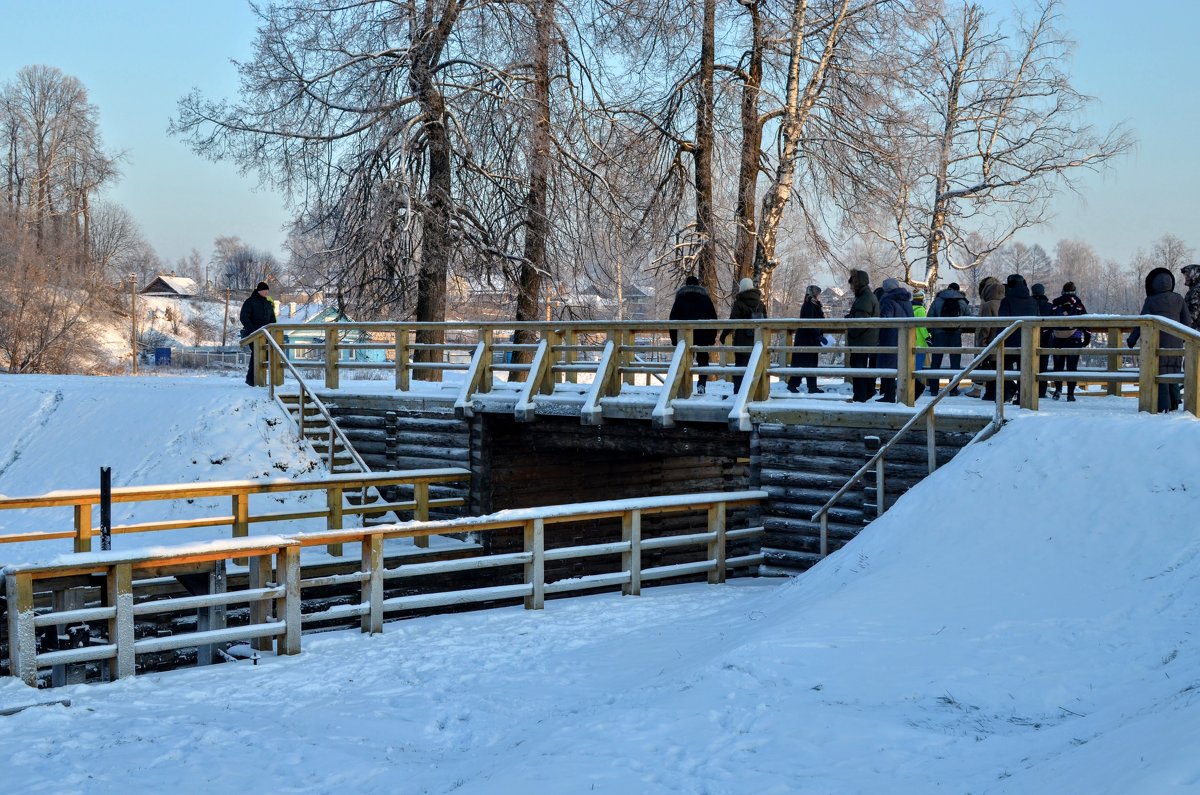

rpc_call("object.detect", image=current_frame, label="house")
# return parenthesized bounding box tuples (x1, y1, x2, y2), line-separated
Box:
(276, 302, 385, 363)
(140, 274, 199, 298)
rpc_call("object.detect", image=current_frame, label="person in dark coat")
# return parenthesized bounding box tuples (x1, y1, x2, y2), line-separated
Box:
(1048, 282, 1088, 401)
(1030, 283, 1055, 398)
(1182, 264, 1200, 331)
(997, 274, 1039, 402)
(240, 281, 276, 386)
(976, 276, 1005, 401)
(720, 277, 767, 392)
(1128, 267, 1191, 412)
(846, 270, 880, 402)
(877, 278, 917, 402)
(669, 276, 719, 393)
(926, 283, 970, 396)
(787, 285, 825, 394)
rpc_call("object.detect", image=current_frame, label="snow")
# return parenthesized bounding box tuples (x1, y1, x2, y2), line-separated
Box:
(3, 406, 1199, 792)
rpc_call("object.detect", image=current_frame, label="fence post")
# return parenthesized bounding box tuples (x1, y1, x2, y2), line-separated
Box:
(1138, 320, 1158, 414)
(326, 486, 344, 557)
(279, 544, 302, 655)
(897, 325, 915, 406)
(73, 503, 92, 553)
(252, 334, 268, 386)
(524, 518, 545, 610)
(1186, 340, 1200, 417)
(109, 563, 135, 680)
(270, 328, 285, 387)
(926, 412, 938, 474)
(680, 329, 694, 398)
(249, 555, 274, 652)
(324, 331, 340, 390)
(707, 502, 727, 584)
(622, 509, 642, 596)
(1106, 327, 1122, 396)
(395, 326, 410, 391)
(621, 330, 636, 386)
(362, 532, 384, 634)
(562, 329, 578, 384)
(232, 492, 249, 566)
(479, 329, 495, 394)
(1020, 323, 1038, 410)
(819, 513, 829, 559)
(413, 480, 430, 549)
(6, 572, 36, 686)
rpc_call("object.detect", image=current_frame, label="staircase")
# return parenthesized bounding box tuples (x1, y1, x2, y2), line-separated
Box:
(277, 392, 395, 528)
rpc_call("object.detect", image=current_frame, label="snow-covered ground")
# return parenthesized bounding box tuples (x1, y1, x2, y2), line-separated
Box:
(0, 374, 327, 565)
(3, 399, 1198, 793)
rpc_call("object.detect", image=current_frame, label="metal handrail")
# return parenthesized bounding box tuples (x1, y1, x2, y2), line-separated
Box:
(810, 320, 1027, 558)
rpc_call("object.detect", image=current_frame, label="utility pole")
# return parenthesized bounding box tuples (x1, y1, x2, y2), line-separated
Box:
(129, 272, 138, 375)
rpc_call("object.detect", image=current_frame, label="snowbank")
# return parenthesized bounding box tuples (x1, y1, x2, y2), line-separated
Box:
(3, 411, 1199, 792)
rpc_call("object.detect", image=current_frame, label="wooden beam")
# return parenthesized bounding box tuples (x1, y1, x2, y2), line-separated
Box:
(621, 510, 642, 596)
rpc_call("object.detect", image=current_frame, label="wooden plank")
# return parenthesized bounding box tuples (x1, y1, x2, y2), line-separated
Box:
(621, 509, 641, 596)
(362, 533, 383, 634)
(524, 519, 545, 610)
(708, 503, 727, 585)
(7, 573, 37, 685)
(73, 504, 92, 553)
(279, 545, 302, 655)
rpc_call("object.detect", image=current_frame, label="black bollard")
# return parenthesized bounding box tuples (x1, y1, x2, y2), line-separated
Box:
(100, 467, 112, 551)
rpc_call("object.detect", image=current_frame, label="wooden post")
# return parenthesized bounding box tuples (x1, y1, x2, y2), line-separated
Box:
(196, 561, 228, 666)
(249, 555, 274, 652)
(542, 329, 561, 394)
(563, 330, 578, 384)
(926, 412, 937, 474)
(279, 545, 302, 655)
(269, 328, 285, 387)
(1020, 324, 1038, 411)
(326, 486, 344, 557)
(232, 492, 249, 566)
(819, 513, 829, 559)
(1185, 340, 1200, 417)
(1138, 320, 1158, 414)
(6, 572, 36, 686)
(621, 330, 636, 386)
(707, 502, 727, 584)
(680, 329, 694, 398)
(362, 533, 384, 634)
(524, 518, 545, 610)
(413, 481, 430, 549)
(324, 331, 339, 390)
(621, 509, 642, 596)
(395, 327, 410, 391)
(73, 503, 93, 553)
(897, 325, 916, 406)
(109, 563, 135, 680)
(252, 335, 268, 386)
(752, 328, 772, 402)
(1107, 326, 1122, 396)
(478, 329, 494, 394)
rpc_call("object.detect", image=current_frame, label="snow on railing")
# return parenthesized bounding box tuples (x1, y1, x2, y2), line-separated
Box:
(4, 490, 766, 688)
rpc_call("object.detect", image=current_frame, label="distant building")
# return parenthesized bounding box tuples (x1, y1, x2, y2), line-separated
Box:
(140, 274, 199, 298)
(277, 302, 385, 363)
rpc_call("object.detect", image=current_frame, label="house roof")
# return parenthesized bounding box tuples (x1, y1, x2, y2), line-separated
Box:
(140, 275, 198, 296)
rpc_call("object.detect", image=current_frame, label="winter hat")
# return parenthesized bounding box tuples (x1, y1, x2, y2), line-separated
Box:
(738, 277, 755, 292)
(806, 284, 822, 298)
(255, 282, 270, 292)
(882, 278, 900, 291)
(684, 275, 700, 286)
(1062, 282, 1076, 294)
(912, 288, 925, 300)
(1005, 274, 1023, 289)
(948, 282, 960, 291)
(1031, 283, 1046, 296)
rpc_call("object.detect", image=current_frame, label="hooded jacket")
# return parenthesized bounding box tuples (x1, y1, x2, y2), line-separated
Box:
(878, 281, 914, 347)
(1128, 267, 1190, 373)
(975, 277, 1005, 348)
(794, 293, 826, 346)
(846, 270, 880, 346)
(723, 287, 767, 347)
(669, 283, 719, 345)
(1182, 264, 1200, 331)
(929, 287, 969, 342)
(998, 276, 1040, 347)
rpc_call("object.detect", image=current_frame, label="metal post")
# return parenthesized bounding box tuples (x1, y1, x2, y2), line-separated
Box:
(100, 466, 112, 551)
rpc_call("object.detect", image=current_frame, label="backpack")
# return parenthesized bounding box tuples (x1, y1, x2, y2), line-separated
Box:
(751, 305, 765, 320)
(939, 296, 962, 318)
(1051, 300, 1084, 341)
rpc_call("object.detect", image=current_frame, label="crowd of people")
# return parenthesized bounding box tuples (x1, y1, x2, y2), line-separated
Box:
(667, 263, 1200, 412)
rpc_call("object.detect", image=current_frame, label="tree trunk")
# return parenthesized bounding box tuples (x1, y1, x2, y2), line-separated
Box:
(513, 0, 555, 374)
(694, 0, 718, 295)
(733, 0, 763, 283)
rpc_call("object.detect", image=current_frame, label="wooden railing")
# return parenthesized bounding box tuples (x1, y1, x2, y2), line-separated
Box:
(243, 316, 1200, 425)
(5, 490, 765, 686)
(0, 469, 469, 553)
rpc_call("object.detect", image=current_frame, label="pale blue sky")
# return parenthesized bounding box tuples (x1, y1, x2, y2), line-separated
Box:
(0, 0, 1196, 267)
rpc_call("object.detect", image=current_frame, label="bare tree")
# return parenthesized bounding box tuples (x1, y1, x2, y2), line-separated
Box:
(857, 0, 1132, 289)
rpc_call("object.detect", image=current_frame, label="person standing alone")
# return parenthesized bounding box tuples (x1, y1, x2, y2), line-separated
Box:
(240, 281, 277, 386)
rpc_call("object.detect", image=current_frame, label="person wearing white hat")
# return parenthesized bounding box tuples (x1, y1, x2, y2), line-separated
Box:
(720, 277, 767, 392)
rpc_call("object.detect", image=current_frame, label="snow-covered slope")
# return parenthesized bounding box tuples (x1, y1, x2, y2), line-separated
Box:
(2, 409, 1199, 793)
(0, 374, 322, 564)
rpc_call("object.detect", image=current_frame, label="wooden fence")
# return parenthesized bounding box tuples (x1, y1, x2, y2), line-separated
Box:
(243, 316, 1200, 427)
(5, 490, 765, 686)
(0, 469, 470, 554)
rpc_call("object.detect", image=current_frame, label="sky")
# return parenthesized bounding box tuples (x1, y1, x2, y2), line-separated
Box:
(0, 0, 1196, 270)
